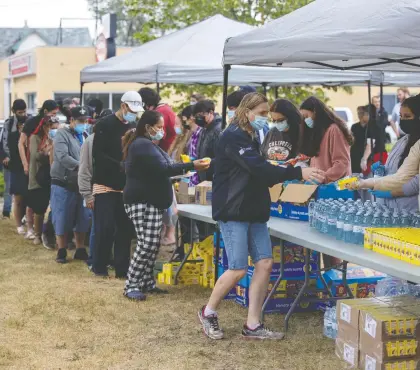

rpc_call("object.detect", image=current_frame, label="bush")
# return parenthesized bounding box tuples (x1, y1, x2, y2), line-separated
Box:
(0, 171, 5, 197)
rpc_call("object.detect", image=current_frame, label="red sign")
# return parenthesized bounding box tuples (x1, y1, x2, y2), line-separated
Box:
(96, 34, 107, 63)
(9, 53, 34, 78)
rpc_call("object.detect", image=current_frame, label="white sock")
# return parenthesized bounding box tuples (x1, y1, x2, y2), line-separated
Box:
(247, 322, 260, 330)
(204, 306, 217, 317)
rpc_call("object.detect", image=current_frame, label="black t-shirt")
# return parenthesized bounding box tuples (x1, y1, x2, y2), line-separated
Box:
(261, 129, 294, 161)
(22, 116, 42, 136)
(351, 122, 369, 173)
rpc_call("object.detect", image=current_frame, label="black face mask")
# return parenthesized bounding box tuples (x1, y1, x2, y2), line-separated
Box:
(195, 116, 206, 128)
(17, 115, 27, 123)
(400, 118, 420, 136)
(182, 123, 190, 130)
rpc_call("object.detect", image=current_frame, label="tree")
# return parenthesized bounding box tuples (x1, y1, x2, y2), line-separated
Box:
(87, 0, 146, 46)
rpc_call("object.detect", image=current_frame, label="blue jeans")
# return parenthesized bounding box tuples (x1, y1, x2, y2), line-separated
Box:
(2, 168, 12, 216)
(219, 221, 272, 270)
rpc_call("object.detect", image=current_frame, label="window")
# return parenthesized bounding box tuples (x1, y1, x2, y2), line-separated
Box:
(82, 93, 109, 111)
(54, 93, 78, 103)
(26, 93, 37, 115)
(382, 94, 397, 116)
(112, 93, 124, 112)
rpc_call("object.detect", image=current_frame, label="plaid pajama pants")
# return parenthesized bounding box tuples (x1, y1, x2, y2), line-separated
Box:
(124, 203, 163, 294)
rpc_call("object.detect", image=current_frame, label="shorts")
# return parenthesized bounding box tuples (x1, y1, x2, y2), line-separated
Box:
(27, 187, 50, 215)
(219, 221, 272, 270)
(10, 170, 28, 196)
(50, 184, 90, 236)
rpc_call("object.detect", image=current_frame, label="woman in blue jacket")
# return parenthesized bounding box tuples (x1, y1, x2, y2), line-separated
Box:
(198, 93, 325, 341)
(122, 111, 210, 301)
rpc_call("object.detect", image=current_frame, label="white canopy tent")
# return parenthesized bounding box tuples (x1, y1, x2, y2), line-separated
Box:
(223, 0, 420, 72)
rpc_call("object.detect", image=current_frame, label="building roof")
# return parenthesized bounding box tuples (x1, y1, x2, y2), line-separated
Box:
(0, 27, 92, 58)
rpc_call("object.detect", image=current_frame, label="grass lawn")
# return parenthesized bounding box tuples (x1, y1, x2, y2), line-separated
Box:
(0, 218, 344, 370)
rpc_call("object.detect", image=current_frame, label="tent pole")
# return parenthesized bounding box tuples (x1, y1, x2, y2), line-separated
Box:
(379, 83, 384, 162)
(262, 83, 268, 96)
(367, 81, 374, 162)
(156, 82, 160, 95)
(222, 64, 231, 129)
(275, 87, 279, 99)
(79, 83, 84, 105)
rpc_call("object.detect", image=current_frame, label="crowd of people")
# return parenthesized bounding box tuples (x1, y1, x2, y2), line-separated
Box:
(0, 85, 419, 341)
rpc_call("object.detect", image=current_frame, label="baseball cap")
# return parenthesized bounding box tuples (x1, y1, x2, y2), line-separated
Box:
(121, 91, 144, 113)
(70, 106, 91, 120)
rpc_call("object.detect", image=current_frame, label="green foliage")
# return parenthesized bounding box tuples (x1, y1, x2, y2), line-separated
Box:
(0, 172, 4, 197)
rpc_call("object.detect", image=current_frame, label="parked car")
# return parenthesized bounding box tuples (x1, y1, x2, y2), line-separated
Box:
(334, 107, 354, 130)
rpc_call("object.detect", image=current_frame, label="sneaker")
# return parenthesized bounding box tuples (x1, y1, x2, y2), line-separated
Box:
(17, 226, 26, 235)
(42, 233, 55, 250)
(125, 290, 146, 301)
(198, 306, 224, 340)
(242, 324, 285, 340)
(2, 212, 10, 219)
(73, 248, 89, 261)
(25, 229, 36, 240)
(33, 236, 42, 245)
(56, 249, 68, 264)
(147, 287, 169, 294)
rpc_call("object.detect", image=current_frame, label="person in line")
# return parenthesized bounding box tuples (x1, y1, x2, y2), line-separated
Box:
(351, 105, 372, 174)
(139, 87, 176, 152)
(371, 96, 389, 165)
(194, 100, 222, 182)
(1, 99, 27, 219)
(87, 98, 104, 120)
(190, 93, 205, 105)
(51, 106, 91, 263)
(390, 87, 410, 138)
(122, 110, 210, 301)
(351, 94, 420, 212)
(198, 93, 325, 340)
(226, 90, 247, 124)
(300, 96, 353, 183)
(262, 99, 302, 162)
(4, 101, 28, 235)
(27, 116, 57, 245)
(92, 91, 142, 277)
(19, 100, 59, 240)
(167, 114, 193, 162)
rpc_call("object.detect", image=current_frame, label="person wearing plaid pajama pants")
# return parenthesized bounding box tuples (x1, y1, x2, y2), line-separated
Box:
(121, 110, 210, 301)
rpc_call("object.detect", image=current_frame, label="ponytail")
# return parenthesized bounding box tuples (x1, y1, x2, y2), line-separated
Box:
(122, 129, 137, 160)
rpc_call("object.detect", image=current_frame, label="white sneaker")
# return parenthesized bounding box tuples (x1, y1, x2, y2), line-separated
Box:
(17, 226, 26, 235)
(25, 229, 36, 240)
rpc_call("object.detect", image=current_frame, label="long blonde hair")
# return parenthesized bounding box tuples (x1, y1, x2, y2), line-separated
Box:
(168, 118, 193, 162)
(234, 92, 268, 134)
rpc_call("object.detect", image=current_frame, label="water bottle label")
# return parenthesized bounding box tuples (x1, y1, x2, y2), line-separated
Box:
(344, 223, 353, 232)
(328, 219, 336, 226)
(343, 343, 355, 366)
(337, 221, 344, 229)
(340, 304, 351, 323)
(353, 225, 363, 233)
(365, 355, 376, 370)
(364, 314, 377, 338)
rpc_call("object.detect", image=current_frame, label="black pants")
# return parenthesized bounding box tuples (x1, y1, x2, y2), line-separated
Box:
(93, 192, 133, 278)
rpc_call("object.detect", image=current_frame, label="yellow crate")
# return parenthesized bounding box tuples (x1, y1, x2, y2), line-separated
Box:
(158, 273, 165, 284)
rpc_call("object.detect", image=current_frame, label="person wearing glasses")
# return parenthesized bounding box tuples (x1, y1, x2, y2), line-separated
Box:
(91, 91, 143, 278)
(193, 100, 222, 182)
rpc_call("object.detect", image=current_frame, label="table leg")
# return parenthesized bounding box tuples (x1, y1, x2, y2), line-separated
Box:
(341, 261, 354, 298)
(174, 218, 195, 285)
(260, 240, 285, 323)
(214, 224, 221, 283)
(284, 247, 311, 333)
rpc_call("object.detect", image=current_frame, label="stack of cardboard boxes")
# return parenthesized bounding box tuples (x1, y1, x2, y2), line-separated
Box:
(176, 180, 212, 205)
(336, 296, 420, 369)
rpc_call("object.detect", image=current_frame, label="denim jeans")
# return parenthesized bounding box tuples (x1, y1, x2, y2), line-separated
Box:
(2, 168, 12, 216)
(219, 221, 272, 270)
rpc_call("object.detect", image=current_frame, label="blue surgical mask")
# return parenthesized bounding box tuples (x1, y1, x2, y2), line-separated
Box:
(150, 129, 164, 141)
(175, 127, 182, 135)
(305, 117, 314, 128)
(270, 120, 289, 132)
(74, 123, 86, 134)
(49, 129, 57, 139)
(250, 116, 268, 131)
(124, 111, 137, 123)
(227, 110, 235, 120)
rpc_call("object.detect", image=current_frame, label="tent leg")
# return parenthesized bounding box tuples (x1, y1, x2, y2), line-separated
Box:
(262, 83, 268, 97)
(275, 87, 279, 99)
(222, 64, 231, 130)
(157, 82, 160, 95)
(366, 81, 374, 160)
(79, 83, 84, 105)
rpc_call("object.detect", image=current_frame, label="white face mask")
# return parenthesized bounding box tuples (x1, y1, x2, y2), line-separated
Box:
(270, 120, 289, 132)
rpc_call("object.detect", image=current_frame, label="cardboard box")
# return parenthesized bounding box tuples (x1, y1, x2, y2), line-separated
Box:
(337, 298, 389, 330)
(360, 332, 420, 362)
(360, 307, 420, 341)
(359, 352, 420, 370)
(195, 181, 212, 205)
(269, 183, 318, 221)
(376, 296, 420, 308)
(176, 181, 195, 204)
(336, 327, 359, 368)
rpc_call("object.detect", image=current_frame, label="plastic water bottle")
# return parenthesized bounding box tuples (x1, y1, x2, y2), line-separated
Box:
(382, 212, 392, 228)
(343, 208, 356, 243)
(371, 211, 383, 229)
(362, 211, 373, 241)
(401, 211, 412, 227)
(376, 278, 410, 297)
(327, 205, 339, 237)
(413, 214, 420, 228)
(373, 165, 386, 178)
(336, 206, 347, 241)
(323, 306, 337, 339)
(314, 200, 322, 230)
(352, 210, 364, 245)
(317, 202, 327, 232)
(391, 211, 401, 228)
(309, 200, 316, 228)
(321, 204, 332, 234)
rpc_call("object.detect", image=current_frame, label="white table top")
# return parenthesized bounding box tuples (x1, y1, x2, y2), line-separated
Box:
(177, 204, 420, 284)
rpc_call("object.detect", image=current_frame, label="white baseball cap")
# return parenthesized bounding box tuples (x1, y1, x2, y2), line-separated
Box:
(121, 91, 144, 113)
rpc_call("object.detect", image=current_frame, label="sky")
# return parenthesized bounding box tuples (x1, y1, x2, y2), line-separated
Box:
(0, 0, 96, 37)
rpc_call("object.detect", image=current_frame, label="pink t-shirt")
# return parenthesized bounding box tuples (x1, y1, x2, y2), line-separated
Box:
(310, 124, 351, 183)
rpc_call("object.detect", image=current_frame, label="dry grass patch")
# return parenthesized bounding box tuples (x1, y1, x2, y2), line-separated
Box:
(0, 218, 345, 369)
